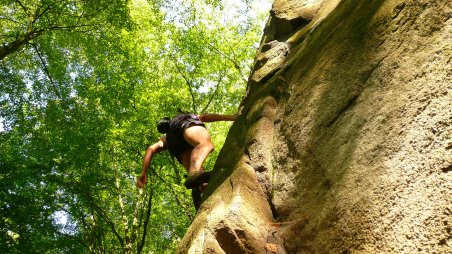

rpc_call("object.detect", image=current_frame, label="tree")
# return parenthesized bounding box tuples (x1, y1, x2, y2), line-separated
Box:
(0, 0, 270, 252)
(0, 0, 130, 60)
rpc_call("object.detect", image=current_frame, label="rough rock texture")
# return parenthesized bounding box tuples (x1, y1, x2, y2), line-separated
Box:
(178, 0, 451, 253)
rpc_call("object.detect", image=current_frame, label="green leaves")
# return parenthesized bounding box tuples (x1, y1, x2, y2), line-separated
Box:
(0, 0, 270, 252)
(0, 0, 130, 60)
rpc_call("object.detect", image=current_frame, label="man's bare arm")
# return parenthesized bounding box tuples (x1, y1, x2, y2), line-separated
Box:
(198, 113, 237, 123)
(136, 139, 167, 188)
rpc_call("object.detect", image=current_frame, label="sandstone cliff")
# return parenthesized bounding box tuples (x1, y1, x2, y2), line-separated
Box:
(178, 0, 451, 253)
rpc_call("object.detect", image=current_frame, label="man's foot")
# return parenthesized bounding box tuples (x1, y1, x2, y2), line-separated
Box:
(184, 171, 211, 189)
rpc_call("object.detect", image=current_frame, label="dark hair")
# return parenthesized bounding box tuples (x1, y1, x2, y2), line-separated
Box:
(157, 117, 171, 133)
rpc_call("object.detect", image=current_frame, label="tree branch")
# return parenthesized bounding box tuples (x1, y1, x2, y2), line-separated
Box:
(30, 43, 64, 100)
(195, 29, 248, 84)
(48, 24, 94, 31)
(128, 184, 145, 249)
(1, 2, 92, 60)
(34, 1, 58, 22)
(112, 163, 132, 252)
(200, 70, 225, 114)
(219, 29, 244, 63)
(53, 229, 95, 254)
(15, 0, 29, 14)
(149, 166, 194, 220)
(0, 16, 19, 23)
(0, 29, 43, 60)
(85, 189, 125, 248)
(24, 2, 42, 35)
(169, 55, 197, 114)
(137, 179, 154, 254)
(169, 156, 182, 184)
(88, 206, 106, 253)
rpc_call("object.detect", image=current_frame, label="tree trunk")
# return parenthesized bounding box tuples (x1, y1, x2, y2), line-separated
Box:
(177, 0, 451, 253)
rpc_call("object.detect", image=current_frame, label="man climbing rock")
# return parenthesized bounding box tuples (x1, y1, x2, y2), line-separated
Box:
(136, 112, 236, 209)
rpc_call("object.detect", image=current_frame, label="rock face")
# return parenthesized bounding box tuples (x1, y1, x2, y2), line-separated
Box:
(178, 0, 451, 253)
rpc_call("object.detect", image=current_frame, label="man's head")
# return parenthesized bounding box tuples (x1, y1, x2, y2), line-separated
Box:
(157, 116, 171, 133)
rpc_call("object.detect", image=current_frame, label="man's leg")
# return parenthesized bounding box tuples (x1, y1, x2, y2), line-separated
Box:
(180, 143, 211, 190)
(183, 125, 214, 176)
(180, 148, 208, 209)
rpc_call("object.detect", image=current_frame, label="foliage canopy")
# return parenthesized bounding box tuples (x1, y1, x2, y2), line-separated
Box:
(0, 0, 270, 252)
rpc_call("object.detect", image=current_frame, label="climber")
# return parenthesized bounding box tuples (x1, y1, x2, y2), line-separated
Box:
(136, 112, 236, 208)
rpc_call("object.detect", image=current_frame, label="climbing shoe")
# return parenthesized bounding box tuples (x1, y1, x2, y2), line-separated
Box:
(184, 171, 211, 189)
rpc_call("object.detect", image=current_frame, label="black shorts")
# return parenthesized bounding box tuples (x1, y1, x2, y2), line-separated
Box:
(166, 113, 206, 161)
(179, 114, 205, 129)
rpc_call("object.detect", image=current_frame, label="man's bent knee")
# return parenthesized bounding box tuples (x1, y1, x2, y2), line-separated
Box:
(205, 142, 214, 153)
